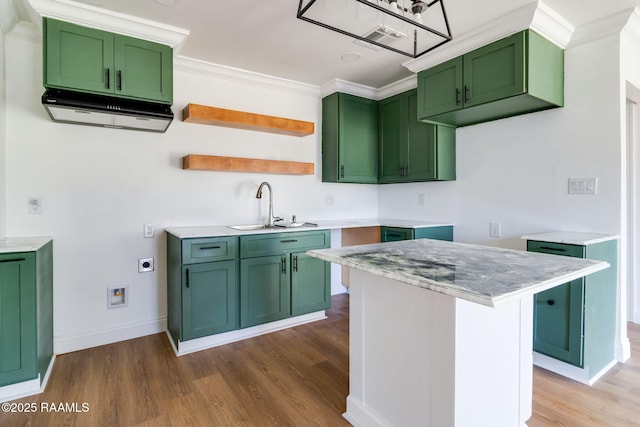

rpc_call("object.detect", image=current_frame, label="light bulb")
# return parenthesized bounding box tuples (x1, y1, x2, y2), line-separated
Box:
(414, 12, 423, 23)
(389, 0, 399, 13)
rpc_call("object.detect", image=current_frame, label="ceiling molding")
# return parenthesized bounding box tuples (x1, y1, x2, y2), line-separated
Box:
(320, 79, 378, 99)
(0, 0, 20, 35)
(530, 1, 575, 48)
(376, 75, 417, 100)
(175, 56, 321, 98)
(569, 7, 636, 48)
(403, 1, 573, 74)
(25, 0, 189, 51)
(622, 8, 640, 51)
(6, 21, 40, 43)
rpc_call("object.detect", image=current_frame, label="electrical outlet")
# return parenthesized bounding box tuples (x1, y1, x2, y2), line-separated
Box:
(568, 178, 598, 194)
(28, 197, 43, 215)
(489, 222, 502, 238)
(417, 193, 426, 206)
(325, 195, 334, 206)
(143, 223, 155, 238)
(138, 258, 154, 273)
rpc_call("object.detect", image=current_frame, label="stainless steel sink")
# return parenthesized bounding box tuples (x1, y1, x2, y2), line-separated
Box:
(227, 222, 317, 231)
(227, 224, 272, 231)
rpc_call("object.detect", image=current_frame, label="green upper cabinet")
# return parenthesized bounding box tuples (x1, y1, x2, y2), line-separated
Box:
(43, 18, 173, 104)
(379, 89, 455, 183)
(322, 92, 379, 183)
(417, 30, 563, 127)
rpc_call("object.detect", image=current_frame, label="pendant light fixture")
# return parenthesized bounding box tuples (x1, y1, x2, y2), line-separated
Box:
(297, 0, 452, 58)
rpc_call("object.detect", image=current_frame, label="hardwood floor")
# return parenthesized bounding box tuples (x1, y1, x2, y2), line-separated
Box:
(1, 294, 639, 426)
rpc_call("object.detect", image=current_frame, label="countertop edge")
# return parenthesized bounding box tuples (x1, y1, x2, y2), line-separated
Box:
(0, 236, 53, 253)
(521, 231, 619, 246)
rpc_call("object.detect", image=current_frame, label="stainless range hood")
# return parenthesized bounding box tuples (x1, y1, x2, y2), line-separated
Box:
(42, 89, 174, 133)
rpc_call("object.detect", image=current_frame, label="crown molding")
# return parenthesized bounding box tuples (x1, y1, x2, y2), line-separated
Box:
(530, 1, 574, 48)
(320, 79, 378, 99)
(621, 8, 640, 51)
(25, 0, 189, 51)
(6, 21, 39, 43)
(0, 0, 20, 35)
(175, 56, 321, 98)
(376, 75, 417, 100)
(403, 1, 573, 74)
(569, 7, 635, 48)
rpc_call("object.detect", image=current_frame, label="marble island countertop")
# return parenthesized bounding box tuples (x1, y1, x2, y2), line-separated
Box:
(307, 239, 609, 307)
(166, 218, 453, 239)
(0, 236, 52, 253)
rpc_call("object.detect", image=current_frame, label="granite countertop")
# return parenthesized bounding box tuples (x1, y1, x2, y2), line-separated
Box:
(521, 231, 619, 246)
(166, 218, 453, 239)
(0, 236, 52, 254)
(306, 239, 609, 307)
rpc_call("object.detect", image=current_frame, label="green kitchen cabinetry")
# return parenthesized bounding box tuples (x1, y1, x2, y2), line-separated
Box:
(381, 225, 454, 242)
(526, 235, 617, 377)
(43, 18, 173, 104)
(379, 89, 456, 183)
(239, 230, 331, 328)
(417, 30, 563, 127)
(167, 235, 239, 345)
(0, 240, 53, 388)
(322, 92, 379, 183)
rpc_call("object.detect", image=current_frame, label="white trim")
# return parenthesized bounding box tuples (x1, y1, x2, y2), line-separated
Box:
(319, 78, 378, 100)
(6, 21, 39, 43)
(622, 9, 640, 55)
(170, 310, 327, 356)
(533, 352, 617, 386)
(403, 1, 574, 74)
(0, 355, 55, 403)
(175, 56, 321, 97)
(342, 395, 390, 427)
(25, 0, 189, 50)
(54, 317, 166, 354)
(569, 8, 635, 48)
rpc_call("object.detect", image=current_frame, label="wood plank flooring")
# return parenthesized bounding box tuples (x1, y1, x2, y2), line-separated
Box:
(1, 294, 639, 426)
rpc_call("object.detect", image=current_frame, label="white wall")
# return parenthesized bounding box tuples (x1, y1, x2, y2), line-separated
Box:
(379, 34, 628, 358)
(380, 35, 622, 246)
(0, 27, 6, 240)
(4, 26, 378, 353)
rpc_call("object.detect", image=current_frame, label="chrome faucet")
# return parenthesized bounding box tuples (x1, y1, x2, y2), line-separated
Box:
(256, 181, 282, 227)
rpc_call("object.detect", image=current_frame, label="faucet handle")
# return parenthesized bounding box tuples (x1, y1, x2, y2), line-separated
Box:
(292, 215, 297, 223)
(273, 216, 284, 223)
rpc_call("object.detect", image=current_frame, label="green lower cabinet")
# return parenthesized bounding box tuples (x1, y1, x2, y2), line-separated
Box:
(240, 255, 290, 328)
(291, 252, 330, 316)
(533, 278, 584, 366)
(182, 260, 238, 340)
(381, 225, 454, 242)
(527, 237, 617, 371)
(0, 241, 53, 388)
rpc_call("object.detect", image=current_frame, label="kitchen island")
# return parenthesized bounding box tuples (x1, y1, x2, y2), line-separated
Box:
(307, 239, 609, 427)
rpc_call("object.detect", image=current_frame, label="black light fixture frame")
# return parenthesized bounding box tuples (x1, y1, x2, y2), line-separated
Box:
(296, 0, 452, 58)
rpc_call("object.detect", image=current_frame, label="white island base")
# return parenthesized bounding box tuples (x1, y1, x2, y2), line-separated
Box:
(345, 270, 534, 427)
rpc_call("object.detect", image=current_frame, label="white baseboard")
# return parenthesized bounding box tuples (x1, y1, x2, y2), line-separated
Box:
(54, 318, 167, 354)
(342, 395, 389, 427)
(171, 311, 327, 356)
(533, 352, 617, 386)
(0, 355, 55, 403)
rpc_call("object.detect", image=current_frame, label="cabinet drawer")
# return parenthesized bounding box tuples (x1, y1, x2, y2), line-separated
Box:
(527, 241, 585, 259)
(240, 231, 330, 258)
(182, 237, 237, 264)
(381, 227, 413, 242)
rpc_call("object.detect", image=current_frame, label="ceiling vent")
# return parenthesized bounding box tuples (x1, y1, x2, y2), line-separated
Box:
(354, 25, 408, 50)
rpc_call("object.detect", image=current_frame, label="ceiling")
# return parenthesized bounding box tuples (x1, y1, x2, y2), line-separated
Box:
(16, 0, 640, 88)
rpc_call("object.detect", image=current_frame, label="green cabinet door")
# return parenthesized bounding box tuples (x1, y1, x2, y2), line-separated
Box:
(44, 18, 114, 95)
(417, 56, 463, 119)
(322, 93, 378, 183)
(379, 90, 456, 183)
(417, 30, 563, 127)
(407, 92, 456, 181)
(381, 227, 414, 242)
(291, 252, 330, 316)
(533, 279, 585, 366)
(463, 31, 525, 108)
(114, 35, 173, 103)
(182, 260, 238, 340)
(44, 18, 173, 104)
(378, 93, 405, 183)
(240, 255, 290, 328)
(0, 254, 37, 386)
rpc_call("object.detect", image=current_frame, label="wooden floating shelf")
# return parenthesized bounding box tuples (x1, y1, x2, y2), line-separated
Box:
(182, 103, 314, 137)
(183, 154, 315, 175)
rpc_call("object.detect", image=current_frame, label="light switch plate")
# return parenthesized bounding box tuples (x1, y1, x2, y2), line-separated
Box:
(568, 178, 598, 194)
